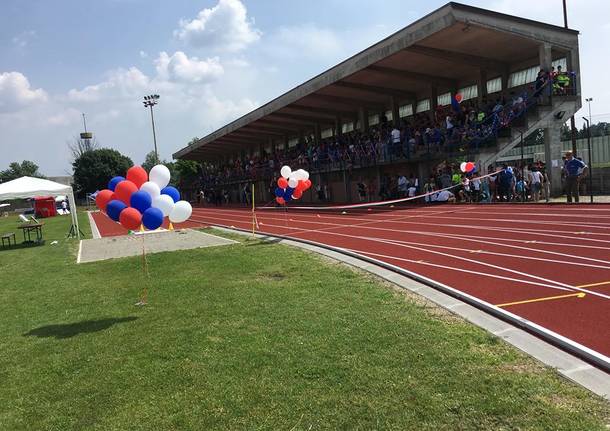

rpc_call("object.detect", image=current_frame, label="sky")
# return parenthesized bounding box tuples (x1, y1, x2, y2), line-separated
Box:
(1, 0, 609, 176)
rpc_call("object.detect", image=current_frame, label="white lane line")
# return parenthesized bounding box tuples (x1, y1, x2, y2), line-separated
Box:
(193, 208, 610, 246)
(191, 210, 610, 256)
(192, 212, 610, 299)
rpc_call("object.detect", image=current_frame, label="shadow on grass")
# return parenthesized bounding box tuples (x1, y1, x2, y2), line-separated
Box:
(245, 236, 283, 246)
(0, 241, 45, 252)
(24, 317, 138, 339)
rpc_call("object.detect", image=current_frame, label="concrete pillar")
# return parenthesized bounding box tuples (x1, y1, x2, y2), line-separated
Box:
(359, 107, 368, 132)
(543, 125, 563, 196)
(391, 96, 400, 127)
(284, 136, 289, 151)
(478, 69, 488, 105)
(539, 43, 553, 104)
(429, 86, 438, 124)
(335, 116, 343, 137)
(314, 123, 322, 144)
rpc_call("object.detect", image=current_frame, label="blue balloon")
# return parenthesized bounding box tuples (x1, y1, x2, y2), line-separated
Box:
(130, 190, 152, 213)
(274, 187, 285, 197)
(106, 199, 127, 222)
(108, 176, 125, 192)
(142, 207, 164, 230)
(284, 187, 294, 199)
(161, 186, 180, 203)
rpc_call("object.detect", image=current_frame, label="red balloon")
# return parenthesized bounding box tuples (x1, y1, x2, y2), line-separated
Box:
(465, 162, 475, 172)
(303, 179, 312, 190)
(95, 189, 115, 212)
(295, 180, 305, 191)
(126, 165, 148, 188)
(277, 177, 288, 188)
(293, 189, 303, 199)
(455, 93, 463, 103)
(119, 207, 142, 230)
(276, 197, 285, 205)
(114, 180, 138, 206)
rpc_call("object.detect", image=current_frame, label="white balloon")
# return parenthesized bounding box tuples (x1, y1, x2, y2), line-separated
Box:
(292, 169, 305, 180)
(288, 177, 299, 188)
(301, 170, 310, 181)
(460, 162, 467, 173)
(169, 200, 193, 223)
(140, 181, 160, 199)
(149, 164, 171, 189)
(280, 165, 292, 179)
(152, 194, 175, 217)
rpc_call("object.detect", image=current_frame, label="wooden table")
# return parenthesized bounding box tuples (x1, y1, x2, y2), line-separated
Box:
(18, 223, 44, 244)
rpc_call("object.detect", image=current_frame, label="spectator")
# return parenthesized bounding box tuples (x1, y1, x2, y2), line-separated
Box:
(529, 167, 543, 202)
(397, 174, 408, 198)
(564, 151, 586, 203)
(497, 165, 514, 202)
(357, 180, 368, 202)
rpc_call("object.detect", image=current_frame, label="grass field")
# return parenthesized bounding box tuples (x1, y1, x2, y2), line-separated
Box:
(0, 213, 608, 430)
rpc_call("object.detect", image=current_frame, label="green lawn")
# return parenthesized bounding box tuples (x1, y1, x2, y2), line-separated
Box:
(0, 213, 608, 430)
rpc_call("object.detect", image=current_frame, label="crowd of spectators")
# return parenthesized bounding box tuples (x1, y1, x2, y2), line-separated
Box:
(197, 67, 575, 204)
(200, 91, 532, 189)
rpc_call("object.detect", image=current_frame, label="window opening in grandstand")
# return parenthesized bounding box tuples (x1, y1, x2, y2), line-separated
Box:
(416, 99, 430, 113)
(342, 122, 354, 134)
(458, 84, 478, 101)
(321, 127, 334, 139)
(355, 120, 360, 130)
(384, 110, 393, 122)
(509, 65, 538, 88)
(399, 104, 413, 118)
(552, 57, 567, 70)
(487, 77, 502, 94)
(437, 92, 451, 106)
(288, 137, 299, 148)
(368, 113, 380, 126)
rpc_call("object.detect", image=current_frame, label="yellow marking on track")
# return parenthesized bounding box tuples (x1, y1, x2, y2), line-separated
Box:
(496, 292, 585, 308)
(577, 280, 610, 289)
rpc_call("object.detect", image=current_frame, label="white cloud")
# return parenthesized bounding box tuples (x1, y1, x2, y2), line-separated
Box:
(139, 50, 148, 59)
(12, 30, 36, 48)
(267, 24, 343, 61)
(67, 67, 150, 102)
(0, 71, 48, 113)
(174, 0, 261, 52)
(154, 51, 224, 83)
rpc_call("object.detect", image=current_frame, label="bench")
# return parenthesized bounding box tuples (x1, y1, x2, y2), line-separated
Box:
(1, 232, 16, 248)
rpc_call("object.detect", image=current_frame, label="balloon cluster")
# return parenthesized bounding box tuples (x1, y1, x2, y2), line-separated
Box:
(274, 165, 312, 205)
(460, 161, 476, 174)
(95, 164, 193, 231)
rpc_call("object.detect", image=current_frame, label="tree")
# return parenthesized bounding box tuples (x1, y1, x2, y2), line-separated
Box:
(72, 148, 133, 197)
(0, 160, 45, 183)
(67, 135, 99, 161)
(173, 159, 200, 187)
(142, 151, 158, 173)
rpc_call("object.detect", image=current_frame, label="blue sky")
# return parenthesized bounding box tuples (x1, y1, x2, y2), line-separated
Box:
(1, 0, 608, 175)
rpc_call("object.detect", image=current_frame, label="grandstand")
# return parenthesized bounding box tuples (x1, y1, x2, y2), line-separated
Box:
(173, 2, 581, 204)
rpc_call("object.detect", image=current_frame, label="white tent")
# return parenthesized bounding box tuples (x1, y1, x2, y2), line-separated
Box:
(0, 176, 80, 238)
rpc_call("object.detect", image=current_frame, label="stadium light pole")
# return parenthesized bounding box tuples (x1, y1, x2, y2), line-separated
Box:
(582, 117, 593, 203)
(143, 94, 160, 164)
(585, 97, 593, 125)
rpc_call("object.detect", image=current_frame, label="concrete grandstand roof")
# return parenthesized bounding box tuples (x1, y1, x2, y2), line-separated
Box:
(174, 2, 579, 161)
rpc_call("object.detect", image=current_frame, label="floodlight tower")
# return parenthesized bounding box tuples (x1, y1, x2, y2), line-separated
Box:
(143, 94, 160, 163)
(80, 113, 93, 141)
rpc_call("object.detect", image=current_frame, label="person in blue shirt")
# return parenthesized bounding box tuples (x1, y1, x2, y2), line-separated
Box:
(564, 151, 586, 203)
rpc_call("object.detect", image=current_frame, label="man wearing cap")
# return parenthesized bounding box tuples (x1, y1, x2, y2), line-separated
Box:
(564, 151, 586, 203)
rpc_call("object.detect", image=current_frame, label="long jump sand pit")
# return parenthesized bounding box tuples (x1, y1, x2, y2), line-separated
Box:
(78, 229, 235, 263)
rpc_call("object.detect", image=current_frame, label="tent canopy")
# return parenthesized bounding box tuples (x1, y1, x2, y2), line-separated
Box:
(0, 176, 72, 200)
(0, 176, 80, 238)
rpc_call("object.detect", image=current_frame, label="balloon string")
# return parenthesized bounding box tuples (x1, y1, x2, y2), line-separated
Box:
(139, 236, 150, 305)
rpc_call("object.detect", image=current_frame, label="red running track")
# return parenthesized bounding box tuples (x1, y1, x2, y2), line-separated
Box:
(189, 204, 610, 364)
